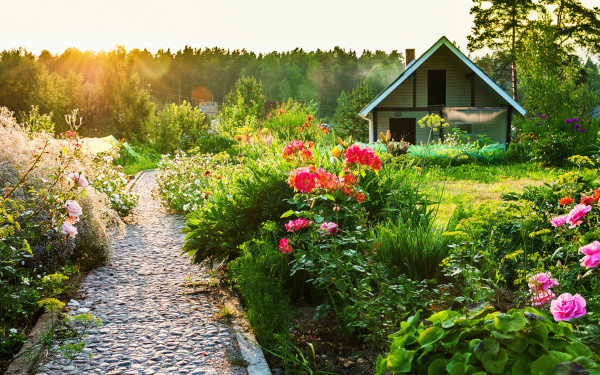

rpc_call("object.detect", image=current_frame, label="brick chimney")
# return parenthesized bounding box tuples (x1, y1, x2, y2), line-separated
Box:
(405, 49, 415, 68)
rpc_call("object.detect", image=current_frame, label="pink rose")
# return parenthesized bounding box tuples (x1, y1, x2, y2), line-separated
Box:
(285, 218, 309, 232)
(550, 293, 586, 321)
(531, 288, 555, 306)
(579, 241, 600, 269)
(279, 238, 292, 254)
(550, 215, 567, 228)
(67, 172, 89, 188)
(528, 272, 558, 290)
(65, 200, 83, 218)
(320, 222, 338, 236)
(565, 204, 592, 228)
(61, 221, 78, 238)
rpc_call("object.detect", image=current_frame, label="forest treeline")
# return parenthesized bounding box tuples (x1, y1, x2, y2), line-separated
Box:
(0, 46, 404, 139)
(1, 43, 599, 140)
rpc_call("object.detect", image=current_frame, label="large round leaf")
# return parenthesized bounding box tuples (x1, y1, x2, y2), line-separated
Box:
(418, 327, 445, 347)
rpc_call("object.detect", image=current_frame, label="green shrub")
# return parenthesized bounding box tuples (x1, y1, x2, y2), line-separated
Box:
(182, 158, 294, 265)
(228, 234, 292, 347)
(144, 101, 206, 154)
(376, 306, 600, 375)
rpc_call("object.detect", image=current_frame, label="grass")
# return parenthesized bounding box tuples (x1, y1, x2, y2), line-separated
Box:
(419, 162, 571, 225)
(122, 158, 158, 175)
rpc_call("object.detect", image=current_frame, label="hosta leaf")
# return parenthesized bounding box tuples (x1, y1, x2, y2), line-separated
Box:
(554, 361, 590, 375)
(481, 348, 508, 374)
(418, 327, 445, 347)
(531, 355, 562, 375)
(494, 311, 527, 333)
(387, 348, 413, 373)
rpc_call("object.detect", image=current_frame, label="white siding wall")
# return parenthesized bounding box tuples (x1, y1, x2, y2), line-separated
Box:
(372, 44, 510, 143)
(444, 109, 508, 144)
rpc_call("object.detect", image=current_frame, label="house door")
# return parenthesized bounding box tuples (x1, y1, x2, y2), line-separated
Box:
(428, 70, 446, 106)
(389, 118, 416, 145)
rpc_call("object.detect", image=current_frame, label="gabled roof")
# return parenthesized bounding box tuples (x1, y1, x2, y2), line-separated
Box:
(359, 36, 526, 116)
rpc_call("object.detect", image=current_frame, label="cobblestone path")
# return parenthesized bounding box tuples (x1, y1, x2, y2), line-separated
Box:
(36, 171, 248, 375)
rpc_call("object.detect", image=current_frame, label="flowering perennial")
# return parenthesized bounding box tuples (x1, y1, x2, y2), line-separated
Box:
(279, 238, 292, 253)
(319, 222, 339, 236)
(579, 241, 600, 269)
(550, 293, 586, 321)
(285, 218, 310, 232)
(528, 272, 558, 307)
(343, 144, 382, 171)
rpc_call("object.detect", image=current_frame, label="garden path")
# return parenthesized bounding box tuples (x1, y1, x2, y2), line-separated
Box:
(35, 170, 248, 375)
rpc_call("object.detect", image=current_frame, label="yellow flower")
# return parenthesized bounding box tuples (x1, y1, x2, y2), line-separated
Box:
(38, 298, 65, 311)
(331, 146, 341, 158)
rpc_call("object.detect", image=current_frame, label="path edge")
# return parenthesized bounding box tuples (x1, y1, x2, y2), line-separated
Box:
(124, 169, 151, 193)
(220, 288, 272, 375)
(4, 274, 83, 375)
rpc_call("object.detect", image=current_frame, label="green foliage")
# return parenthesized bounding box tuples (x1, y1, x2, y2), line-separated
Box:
(144, 101, 206, 154)
(228, 235, 292, 347)
(334, 78, 374, 142)
(181, 155, 295, 266)
(263, 101, 323, 142)
(376, 306, 600, 375)
(371, 217, 450, 281)
(18, 105, 55, 136)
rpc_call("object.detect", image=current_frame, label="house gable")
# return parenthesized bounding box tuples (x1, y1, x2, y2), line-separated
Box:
(359, 36, 525, 116)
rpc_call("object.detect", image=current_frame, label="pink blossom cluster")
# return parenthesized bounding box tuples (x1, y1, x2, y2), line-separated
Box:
(579, 241, 600, 269)
(528, 272, 558, 307)
(279, 238, 292, 253)
(319, 222, 338, 236)
(282, 140, 314, 161)
(285, 218, 310, 232)
(62, 200, 83, 238)
(287, 167, 364, 203)
(550, 204, 592, 228)
(343, 144, 382, 171)
(67, 172, 89, 188)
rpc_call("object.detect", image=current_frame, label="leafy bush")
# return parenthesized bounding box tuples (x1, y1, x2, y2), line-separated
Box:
(0, 107, 121, 369)
(181, 155, 295, 265)
(228, 233, 292, 347)
(144, 101, 206, 154)
(376, 305, 600, 375)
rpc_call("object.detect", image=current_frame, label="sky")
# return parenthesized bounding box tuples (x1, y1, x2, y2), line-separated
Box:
(1, 0, 598, 60)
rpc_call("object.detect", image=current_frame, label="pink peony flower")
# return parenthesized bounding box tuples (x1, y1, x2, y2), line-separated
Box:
(294, 172, 316, 193)
(579, 241, 600, 269)
(285, 218, 310, 232)
(61, 221, 78, 238)
(565, 204, 592, 228)
(279, 238, 292, 253)
(550, 215, 567, 227)
(67, 173, 89, 188)
(531, 289, 556, 306)
(65, 200, 83, 218)
(550, 293, 586, 321)
(320, 222, 338, 236)
(528, 272, 558, 290)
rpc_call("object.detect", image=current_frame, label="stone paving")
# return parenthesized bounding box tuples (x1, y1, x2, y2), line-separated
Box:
(35, 171, 249, 375)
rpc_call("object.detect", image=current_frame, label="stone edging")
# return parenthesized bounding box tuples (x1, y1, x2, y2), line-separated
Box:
(124, 169, 150, 193)
(218, 286, 272, 375)
(4, 274, 83, 375)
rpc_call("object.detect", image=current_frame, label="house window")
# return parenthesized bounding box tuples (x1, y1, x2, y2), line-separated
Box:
(428, 70, 446, 106)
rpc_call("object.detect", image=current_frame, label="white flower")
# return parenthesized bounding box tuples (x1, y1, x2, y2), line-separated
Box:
(10, 328, 17, 334)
